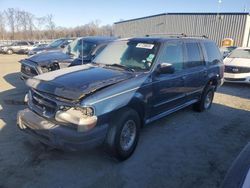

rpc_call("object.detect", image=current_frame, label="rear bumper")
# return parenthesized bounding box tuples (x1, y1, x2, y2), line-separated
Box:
(17, 108, 108, 151)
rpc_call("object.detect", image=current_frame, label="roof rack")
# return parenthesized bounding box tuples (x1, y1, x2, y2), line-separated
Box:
(145, 33, 208, 38)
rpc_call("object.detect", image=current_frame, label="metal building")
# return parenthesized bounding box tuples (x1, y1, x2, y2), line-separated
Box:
(114, 13, 250, 47)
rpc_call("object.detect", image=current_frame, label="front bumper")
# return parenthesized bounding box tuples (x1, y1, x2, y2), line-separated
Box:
(17, 108, 108, 151)
(224, 73, 250, 84)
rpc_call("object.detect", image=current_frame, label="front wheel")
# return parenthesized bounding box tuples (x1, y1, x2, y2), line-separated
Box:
(105, 108, 141, 161)
(193, 85, 215, 112)
(7, 49, 13, 55)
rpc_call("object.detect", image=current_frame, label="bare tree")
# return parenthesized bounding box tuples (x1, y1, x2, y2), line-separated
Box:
(1, 8, 114, 40)
(4, 8, 16, 39)
(46, 14, 55, 39)
(0, 12, 6, 40)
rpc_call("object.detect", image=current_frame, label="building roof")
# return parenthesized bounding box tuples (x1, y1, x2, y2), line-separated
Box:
(114, 12, 250, 24)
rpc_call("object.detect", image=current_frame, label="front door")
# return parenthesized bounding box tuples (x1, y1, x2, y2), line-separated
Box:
(152, 40, 186, 117)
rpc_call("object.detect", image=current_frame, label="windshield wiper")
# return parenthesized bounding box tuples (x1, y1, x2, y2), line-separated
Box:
(106, 64, 135, 72)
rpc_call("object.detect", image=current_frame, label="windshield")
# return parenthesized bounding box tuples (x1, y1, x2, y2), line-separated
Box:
(228, 49, 250, 59)
(94, 40, 159, 71)
(48, 39, 65, 48)
(63, 38, 97, 58)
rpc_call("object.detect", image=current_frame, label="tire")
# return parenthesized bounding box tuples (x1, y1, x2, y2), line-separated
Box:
(7, 49, 13, 55)
(193, 85, 215, 112)
(105, 108, 141, 161)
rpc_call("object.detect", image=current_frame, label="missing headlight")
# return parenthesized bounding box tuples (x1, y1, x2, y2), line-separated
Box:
(75, 107, 94, 117)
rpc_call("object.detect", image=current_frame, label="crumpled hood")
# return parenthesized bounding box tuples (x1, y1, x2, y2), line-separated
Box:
(24, 51, 71, 66)
(224, 57, 250, 67)
(26, 64, 135, 100)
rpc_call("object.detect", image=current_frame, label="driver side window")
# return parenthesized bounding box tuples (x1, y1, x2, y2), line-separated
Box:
(159, 41, 184, 72)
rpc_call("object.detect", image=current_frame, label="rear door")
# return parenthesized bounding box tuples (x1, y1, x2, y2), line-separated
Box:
(182, 40, 207, 101)
(19, 41, 29, 51)
(152, 40, 186, 116)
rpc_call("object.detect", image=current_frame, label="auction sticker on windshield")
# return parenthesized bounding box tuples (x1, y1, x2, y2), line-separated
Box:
(136, 43, 154, 49)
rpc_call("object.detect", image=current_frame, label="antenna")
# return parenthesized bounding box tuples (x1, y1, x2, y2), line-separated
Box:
(81, 38, 83, 65)
(217, 0, 222, 20)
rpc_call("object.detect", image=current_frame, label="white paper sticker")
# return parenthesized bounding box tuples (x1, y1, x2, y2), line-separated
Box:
(136, 43, 154, 49)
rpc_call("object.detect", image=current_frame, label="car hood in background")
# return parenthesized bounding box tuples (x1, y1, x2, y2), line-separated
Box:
(22, 51, 72, 66)
(31, 46, 54, 52)
(224, 57, 250, 67)
(26, 64, 135, 100)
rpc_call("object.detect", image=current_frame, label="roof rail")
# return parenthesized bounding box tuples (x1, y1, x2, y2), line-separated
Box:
(145, 33, 187, 37)
(145, 33, 208, 38)
(185, 34, 208, 38)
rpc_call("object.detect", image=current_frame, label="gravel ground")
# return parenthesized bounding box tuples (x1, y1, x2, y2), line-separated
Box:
(0, 54, 250, 188)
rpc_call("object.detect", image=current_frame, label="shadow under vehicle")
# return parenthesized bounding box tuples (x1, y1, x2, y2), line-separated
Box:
(17, 35, 224, 161)
(19, 36, 116, 80)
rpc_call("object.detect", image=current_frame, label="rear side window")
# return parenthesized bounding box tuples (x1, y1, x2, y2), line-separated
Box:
(19, 42, 28, 45)
(158, 41, 184, 72)
(203, 42, 222, 64)
(185, 42, 204, 68)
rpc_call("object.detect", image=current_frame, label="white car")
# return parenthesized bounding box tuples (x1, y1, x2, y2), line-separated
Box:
(224, 47, 250, 84)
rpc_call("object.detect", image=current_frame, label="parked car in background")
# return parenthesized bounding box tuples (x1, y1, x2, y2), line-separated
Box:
(0, 41, 34, 54)
(20, 36, 116, 80)
(17, 36, 224, 160)
(224, 47, 250, 84)
(28, 38, 74, 56)
(220, 46, 237, 58)
(29, 43, 48, 51)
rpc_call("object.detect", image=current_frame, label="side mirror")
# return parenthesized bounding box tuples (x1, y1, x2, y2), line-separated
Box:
(60, 44, 66, 48)
(156, 63, 175, 74)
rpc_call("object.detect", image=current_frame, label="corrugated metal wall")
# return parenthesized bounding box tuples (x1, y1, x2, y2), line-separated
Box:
(114, 14, 248, 46)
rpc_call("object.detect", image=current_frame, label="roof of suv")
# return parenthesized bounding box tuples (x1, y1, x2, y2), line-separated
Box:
(79, 36, 117, 44)
(127, 37, 213, 43)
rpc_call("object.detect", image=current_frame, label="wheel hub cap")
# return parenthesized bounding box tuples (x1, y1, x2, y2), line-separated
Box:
(120, 120, 136, 151)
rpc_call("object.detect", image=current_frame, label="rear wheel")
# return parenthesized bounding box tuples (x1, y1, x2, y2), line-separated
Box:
(105, 108, 141, 161)
(7, 49, 13, 55)
(193, 85, 215, 112)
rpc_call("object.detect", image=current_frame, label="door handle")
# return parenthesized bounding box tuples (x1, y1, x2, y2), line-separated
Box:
(181, 75, 187, 80)
(203, 70, 208, 77)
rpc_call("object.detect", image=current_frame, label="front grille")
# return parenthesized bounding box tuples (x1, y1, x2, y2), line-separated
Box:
(225, 66, 250, 74)
(224, 78, 246, 82)
(21, 64, 38, 76)
(30, 90, 57, 117)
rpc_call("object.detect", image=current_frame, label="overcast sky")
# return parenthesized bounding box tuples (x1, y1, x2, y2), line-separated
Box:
(0, 0, 249, 27)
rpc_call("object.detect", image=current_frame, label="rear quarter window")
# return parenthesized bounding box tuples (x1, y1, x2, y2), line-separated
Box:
(203, 42, 222, 65)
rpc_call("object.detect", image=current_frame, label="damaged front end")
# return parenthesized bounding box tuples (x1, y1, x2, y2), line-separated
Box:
(17, 87, 106, 151)
(25, 87, 98, 133)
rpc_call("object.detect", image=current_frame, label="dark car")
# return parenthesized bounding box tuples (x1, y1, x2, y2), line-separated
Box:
(17, 36, 224, 160)
(27, 38, 74, 56)
(20, 36, 116, 80)
(0, 41, 34, 54)
(221, 142, 250, 188)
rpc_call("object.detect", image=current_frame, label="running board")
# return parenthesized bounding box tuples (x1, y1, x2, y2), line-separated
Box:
(145, 99, 198, 125)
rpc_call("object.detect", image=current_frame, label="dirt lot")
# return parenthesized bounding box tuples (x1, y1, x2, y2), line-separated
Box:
(0, 54, 250, 188)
